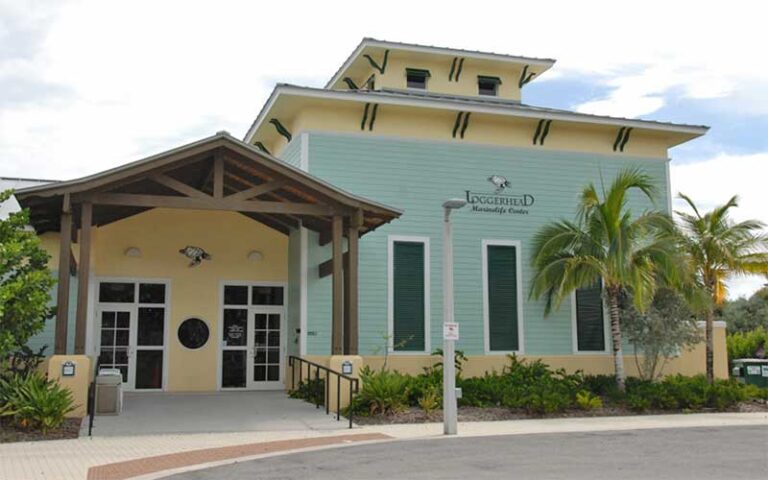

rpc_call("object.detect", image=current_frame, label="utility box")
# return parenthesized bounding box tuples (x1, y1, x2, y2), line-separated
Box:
(731, 359, 768, 388)
(95, 370, 123, 415)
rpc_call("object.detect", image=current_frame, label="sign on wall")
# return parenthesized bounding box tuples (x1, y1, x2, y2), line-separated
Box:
(465, 175, 535, 216)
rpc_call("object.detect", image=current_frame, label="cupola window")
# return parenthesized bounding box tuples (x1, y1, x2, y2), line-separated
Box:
(478, 76, 502, 96)
(405, 68, 431, 89)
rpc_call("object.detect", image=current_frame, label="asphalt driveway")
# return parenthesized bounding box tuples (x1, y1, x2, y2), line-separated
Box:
(168, 425, 768, 480)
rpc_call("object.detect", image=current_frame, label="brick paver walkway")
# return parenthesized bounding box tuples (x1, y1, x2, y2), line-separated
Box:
(86, 433, 390, 480)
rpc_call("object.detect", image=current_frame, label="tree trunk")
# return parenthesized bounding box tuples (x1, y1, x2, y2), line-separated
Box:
(607, 292, 626, 391)
(705, 308, 714, 384)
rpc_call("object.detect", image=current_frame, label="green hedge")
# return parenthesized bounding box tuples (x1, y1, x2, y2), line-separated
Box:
(727, 327, 768, 360)
(348, 356, 767, 417)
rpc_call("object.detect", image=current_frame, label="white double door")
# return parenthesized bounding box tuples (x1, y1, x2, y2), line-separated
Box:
(96, 305, 166, 391)
(221, 306, 285, 390)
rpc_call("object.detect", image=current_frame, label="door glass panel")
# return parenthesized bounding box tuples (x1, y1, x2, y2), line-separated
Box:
(139, 283, 166, 304)
(99, 283, 135, 303)
(223, 309, 247, 346)
(116, 311, 130, 328)
(98, 310, 130, 383)
(251, 286, 284, 306)
(137, 307, 165, 346)
(135, 350, 163, 389)
(222, 351, 246, 388)
(224, 286, 248, 305)
(253, 313, 280, 383)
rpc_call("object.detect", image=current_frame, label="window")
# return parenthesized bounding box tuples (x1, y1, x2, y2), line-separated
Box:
(483, 241, 522, 352)
(574, 283, 606, 352)
(405, 68, 430, 89)
(389, 237, 430, 352)
(478, 76, 501, 96)
(178, 318, 210, 350)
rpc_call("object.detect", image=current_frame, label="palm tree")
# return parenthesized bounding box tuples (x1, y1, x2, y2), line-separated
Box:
(530, 168, 679, 391)
(675, 194, 768, 383)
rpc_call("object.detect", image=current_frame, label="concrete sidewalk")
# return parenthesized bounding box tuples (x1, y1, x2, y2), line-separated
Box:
(0, 412, 765, 480)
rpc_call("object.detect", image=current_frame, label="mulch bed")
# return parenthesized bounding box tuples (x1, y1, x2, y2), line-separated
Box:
(0, 417, 82, 443)
(353, 400, 768, 425)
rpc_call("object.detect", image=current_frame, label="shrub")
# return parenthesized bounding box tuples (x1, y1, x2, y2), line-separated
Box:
(627, 394, 651, 412)
(727, 327, 768, 361)
(575, 390, 603, 410)
(418, 385, 440, 418)
(350, 366, 411, 415)
(459, 372, 507, 407)
(0, 373, 76, 433)
(289, 377, 325, 406)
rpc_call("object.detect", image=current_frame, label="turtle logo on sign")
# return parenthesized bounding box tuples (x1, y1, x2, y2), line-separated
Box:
(487, 175, 511, 194)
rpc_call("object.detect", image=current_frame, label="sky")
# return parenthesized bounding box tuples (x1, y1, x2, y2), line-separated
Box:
(1, 0, 766, 298)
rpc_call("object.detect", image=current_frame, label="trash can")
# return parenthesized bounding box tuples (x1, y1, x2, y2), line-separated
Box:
(95, 369, 123, 415)
(731, 359, 768, 388)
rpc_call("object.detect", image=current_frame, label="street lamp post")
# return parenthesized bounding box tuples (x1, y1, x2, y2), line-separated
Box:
(442, 198, 466, 435)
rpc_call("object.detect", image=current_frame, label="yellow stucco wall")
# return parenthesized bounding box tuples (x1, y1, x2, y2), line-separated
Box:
(344, 55, 524, 101)
(269, 100, 672, 160)
(303, 325, 728, 381)
(44, 208, 289, 392)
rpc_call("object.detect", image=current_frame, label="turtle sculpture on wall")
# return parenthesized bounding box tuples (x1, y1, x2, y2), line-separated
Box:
(179, 245, 211, 267)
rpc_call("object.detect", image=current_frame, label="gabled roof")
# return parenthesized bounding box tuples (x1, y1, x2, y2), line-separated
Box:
(326, 37, 556, 89)
(16, 132, 402, 235)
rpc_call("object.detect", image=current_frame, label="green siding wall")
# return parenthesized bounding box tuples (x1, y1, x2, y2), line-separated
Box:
(26, 272, 76, 355)
(279, 136, 302, 168)
(304, 132, 670, 356)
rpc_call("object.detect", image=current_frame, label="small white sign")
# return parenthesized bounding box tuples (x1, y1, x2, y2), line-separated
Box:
(746, 365, 761, 375)
(443, 322, 459, 341)
(762, 365, 768, 378)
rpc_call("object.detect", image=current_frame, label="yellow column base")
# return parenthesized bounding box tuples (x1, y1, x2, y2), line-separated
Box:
(327, 355, 363, 414)
(47, 355, 92, 418)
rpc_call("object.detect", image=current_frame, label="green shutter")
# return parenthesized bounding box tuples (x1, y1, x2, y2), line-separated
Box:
(487, 245, 519, 351)
(576, 283, 605, 351)
(393, 242, 426, 351)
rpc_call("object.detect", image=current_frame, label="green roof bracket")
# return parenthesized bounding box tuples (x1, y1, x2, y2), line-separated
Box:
(518, 65, 536, 88)
(460, 112, 471, 138)
(253, 141, 271, 155)
(455, 58, 465, 81)
(269, 118, 292, 142)
(533, 119, 553, 145)
(613, 127, 633, 152)
(452, 111, 464, 138)
(363, 49, 390, 74)
(360, 103, 379, 131)
(342, 77, 359, 90)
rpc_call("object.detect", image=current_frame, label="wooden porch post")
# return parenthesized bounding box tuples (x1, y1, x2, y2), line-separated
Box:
(331, 215, 343, 354)
(74, 202, 92, 354)
(55, 193, 73, 354)
(344, 212, 361, 355)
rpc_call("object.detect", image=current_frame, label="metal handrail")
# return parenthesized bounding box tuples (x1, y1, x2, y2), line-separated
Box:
(288, 355, 359, 429)
(87, 358, 100, 437)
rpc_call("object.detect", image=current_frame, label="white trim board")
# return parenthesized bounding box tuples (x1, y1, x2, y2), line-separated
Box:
(387, 235, 431, 355)
(481, 239, 525, 355)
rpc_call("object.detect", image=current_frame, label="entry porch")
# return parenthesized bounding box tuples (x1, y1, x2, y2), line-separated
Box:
(16, 131, 401, 396)
(87, 391, 347, 436)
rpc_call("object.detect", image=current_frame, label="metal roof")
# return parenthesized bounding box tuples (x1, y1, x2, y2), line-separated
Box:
(325, 37, 556, 89)
(244, 83, 709, 143)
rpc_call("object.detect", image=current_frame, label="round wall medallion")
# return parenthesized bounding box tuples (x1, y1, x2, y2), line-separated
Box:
(178, 318, 210, 350)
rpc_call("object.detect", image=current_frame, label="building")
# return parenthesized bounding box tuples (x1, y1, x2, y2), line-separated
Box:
(13, 38, 726, 394)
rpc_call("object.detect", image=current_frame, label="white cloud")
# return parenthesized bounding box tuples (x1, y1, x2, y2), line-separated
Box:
(671, 153, 768, 299)
(1, 0, 767, 181)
